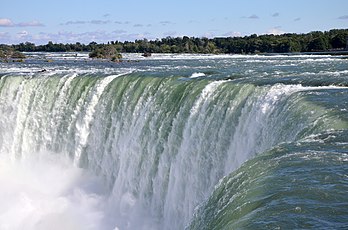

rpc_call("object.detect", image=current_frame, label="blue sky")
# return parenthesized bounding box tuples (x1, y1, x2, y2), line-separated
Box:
(1, 0, 347, 44)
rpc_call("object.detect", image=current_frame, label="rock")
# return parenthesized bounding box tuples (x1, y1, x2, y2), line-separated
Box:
(142, 52, 151, 57)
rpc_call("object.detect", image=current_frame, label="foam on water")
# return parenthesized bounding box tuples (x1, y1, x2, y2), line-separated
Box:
(0, 153, 110, 230)
(190, 80, 227, 115)
(189, 72, 206, 78)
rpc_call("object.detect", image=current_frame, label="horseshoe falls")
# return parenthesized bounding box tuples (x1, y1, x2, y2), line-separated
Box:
(0, 53, 347, 230)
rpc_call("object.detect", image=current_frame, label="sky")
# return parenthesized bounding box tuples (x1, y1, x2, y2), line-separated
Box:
(1, 0, 347, 44)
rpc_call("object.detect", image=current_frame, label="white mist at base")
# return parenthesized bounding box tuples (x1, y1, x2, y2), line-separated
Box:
(0, 153, 117, 230)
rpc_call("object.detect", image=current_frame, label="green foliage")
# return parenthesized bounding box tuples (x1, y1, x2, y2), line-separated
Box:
(0, 50, 5, 59)
(6, 29, 348, 55)
(89, 45, 122, 61)
(0, 45, 26, 60)
(11, 51, 26, 59)
(331, 33, 348, 49)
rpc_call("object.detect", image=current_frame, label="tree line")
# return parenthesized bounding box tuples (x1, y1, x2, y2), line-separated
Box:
(0, 44, 26, 60)
(8, 29, 348, 54)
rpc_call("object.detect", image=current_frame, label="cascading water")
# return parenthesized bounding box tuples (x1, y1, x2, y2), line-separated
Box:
(0, 53, 347, 229)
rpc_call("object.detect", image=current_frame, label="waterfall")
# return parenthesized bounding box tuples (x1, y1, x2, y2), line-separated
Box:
(0, 73, 346, 229)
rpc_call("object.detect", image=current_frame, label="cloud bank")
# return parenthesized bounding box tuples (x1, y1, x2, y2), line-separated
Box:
(266, 27, 285, 35)
(246, 14, 259, 19)
(0, 18, 44, 27)
(338, 15, 348, 20)
(62, 20, 111, 25)
(0, 29, 157, 45)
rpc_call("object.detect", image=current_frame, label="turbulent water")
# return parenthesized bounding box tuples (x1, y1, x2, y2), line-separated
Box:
(0, 53, 347, 229)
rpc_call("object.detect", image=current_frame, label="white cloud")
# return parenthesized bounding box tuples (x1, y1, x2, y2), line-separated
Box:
(338, 15, 348, 20)
(123, 33, 150, 41)
(32, 32, 51, 41)
(202, 32, 216, 39)
(17, 30, 29, 38)
(222, 31, 242, 37)
(163, 31, 178, 37)
(114, 21, 132, 25)
(62, 20, 110, 25)
(0, 18, 44, 27)
(113, 30, 127, 34)
(160, 21, 174, 26)
(294, 17, 301, 21)
(0, 32, 11, 43)
(3, 30, 157, 44)
(272, 13, 280, 17)
(266, 27, 285, 35)
(63, 20, 86, 25)
(0, 32, 9, 37)
(0, 18, 13, 27)
(245, 14, 259, 19)
(90, 20, 110, 25)
(17, 21, 44, 27)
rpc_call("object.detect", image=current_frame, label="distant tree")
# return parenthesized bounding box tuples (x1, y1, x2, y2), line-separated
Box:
(0, 45, 26, 60)
(8, 28, 348, 54)
(0, 50, 5, 59)
(89, 45, 122, 62)
(205, 41, 219, 53)
(307, 36, 329, 51)
(331, 33, 347, 49)
(160, 44, 171, 53)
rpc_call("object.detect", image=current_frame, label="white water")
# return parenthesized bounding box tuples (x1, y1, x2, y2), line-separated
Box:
(74, 73, 127, 165)
(189, 72, 206, 78)
(0, 69, 342, 229)
(0, 153, 110, 230)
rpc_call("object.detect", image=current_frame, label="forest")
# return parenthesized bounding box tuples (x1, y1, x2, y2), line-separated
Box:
(3, 29, 348, 55)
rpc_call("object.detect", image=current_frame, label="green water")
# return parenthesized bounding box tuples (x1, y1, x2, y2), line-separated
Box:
(0, 53, 347, 229)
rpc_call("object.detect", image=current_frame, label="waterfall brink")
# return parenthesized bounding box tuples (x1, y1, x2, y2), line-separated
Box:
(0, 72, 347, 229)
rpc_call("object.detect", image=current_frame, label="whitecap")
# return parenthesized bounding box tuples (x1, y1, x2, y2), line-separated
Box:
(189, 72, 206, 78)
